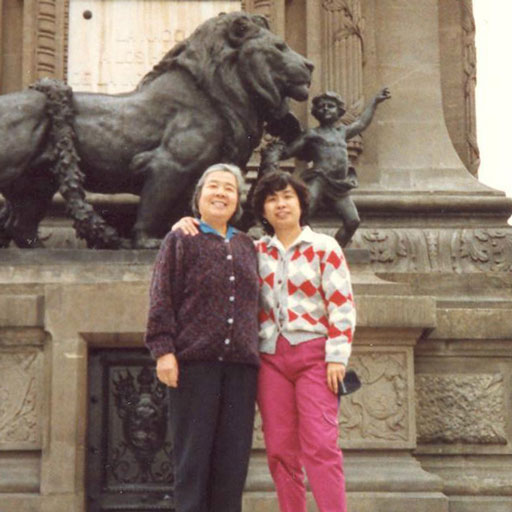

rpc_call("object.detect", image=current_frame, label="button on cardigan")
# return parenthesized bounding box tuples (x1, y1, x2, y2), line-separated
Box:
(145, 228, 260, 367)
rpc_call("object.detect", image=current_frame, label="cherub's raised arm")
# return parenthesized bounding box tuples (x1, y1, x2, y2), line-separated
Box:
(346, 87, 390, 140)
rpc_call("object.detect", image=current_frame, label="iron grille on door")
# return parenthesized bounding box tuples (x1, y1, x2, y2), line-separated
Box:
(87, 349, 175, 511)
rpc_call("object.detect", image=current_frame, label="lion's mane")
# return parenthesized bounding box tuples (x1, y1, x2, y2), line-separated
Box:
(138, 12, 287, 162)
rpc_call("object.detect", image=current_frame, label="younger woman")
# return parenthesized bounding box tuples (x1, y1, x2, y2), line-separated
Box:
(252, 171, 355, 512)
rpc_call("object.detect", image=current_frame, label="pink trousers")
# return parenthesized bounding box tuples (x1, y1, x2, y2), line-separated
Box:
(257, 335, 347, 512)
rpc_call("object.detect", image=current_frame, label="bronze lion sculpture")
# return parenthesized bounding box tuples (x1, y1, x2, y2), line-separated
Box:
(0, 11, 312, 248)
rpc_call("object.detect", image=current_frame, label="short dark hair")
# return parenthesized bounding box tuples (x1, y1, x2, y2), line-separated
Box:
(252, 171, 310, 234)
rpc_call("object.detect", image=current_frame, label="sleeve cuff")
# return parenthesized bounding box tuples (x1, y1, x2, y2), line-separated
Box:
(325, 354, 349, 366)
(146, 337, 175, 360)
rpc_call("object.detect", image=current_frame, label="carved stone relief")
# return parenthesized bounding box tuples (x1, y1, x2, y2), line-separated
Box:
(350, 227, 512, 273)
(416, 373, 507, 445)
(461, 0, 480, 176)
(339, 352, 409, 443)
(0, 350, 42, 449)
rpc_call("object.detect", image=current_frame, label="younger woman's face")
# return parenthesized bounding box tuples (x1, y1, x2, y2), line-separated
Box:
(263, 184, 302, 232)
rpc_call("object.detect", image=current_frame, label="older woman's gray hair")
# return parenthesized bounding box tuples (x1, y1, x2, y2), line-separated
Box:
(191, 163, 245, 222)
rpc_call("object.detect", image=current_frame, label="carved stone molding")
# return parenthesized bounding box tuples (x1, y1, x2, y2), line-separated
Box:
(461, 0, 480, 176)
(416, 373, 507, 445)
(339, 351, 410, 445)
(63, 0, 70, 81)
(322, 0, 364, 48)
(351, 227, 512, 273)
(0, 350, 42, 449)
(35, 0, 59, 79)
(0, 328, 45, 347)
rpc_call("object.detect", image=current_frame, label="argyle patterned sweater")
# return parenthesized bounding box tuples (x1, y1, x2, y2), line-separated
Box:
(256, 226, 356, 365)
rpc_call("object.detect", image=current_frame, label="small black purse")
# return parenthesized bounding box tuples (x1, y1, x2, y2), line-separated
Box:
(338, 369, 362, 397)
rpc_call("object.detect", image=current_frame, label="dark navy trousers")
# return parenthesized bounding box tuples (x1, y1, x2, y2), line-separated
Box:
(168, 361, 258, 512)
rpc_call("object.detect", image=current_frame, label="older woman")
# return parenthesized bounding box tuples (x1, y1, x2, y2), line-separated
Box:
(145, 163, 260, 512)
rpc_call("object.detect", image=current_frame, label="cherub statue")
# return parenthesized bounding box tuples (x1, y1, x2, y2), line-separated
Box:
(261, 87, 391, 246)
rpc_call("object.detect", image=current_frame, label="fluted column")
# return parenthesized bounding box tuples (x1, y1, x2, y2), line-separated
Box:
(366, 0, 492, 193)
(321, 0, 365, 161)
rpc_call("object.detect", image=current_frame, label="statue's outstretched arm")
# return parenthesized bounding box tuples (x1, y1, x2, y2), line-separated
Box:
(346, 87, 390, 140)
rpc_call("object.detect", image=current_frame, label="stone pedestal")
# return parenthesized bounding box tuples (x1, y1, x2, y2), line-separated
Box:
(0, 250, 440, 512)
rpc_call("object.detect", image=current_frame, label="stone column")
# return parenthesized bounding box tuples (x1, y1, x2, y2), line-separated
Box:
(439, 0, 480, 177)
(361, 0, 488, 195)
(349, 0, 512, 273)
(320, 0, 365, 161)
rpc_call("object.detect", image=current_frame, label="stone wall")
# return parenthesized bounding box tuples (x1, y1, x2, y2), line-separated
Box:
(0, 250, 443, 512)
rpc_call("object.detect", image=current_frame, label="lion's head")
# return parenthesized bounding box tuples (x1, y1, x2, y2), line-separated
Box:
(140, 12, 313, 122)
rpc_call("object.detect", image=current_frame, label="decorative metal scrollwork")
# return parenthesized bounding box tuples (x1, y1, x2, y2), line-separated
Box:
(111, 366, 173, 484)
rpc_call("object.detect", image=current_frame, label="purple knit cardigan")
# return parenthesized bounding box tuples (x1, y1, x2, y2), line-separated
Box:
(145, 229, 260, 367)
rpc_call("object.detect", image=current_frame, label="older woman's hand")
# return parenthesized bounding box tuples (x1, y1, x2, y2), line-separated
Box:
(327, 362, 346, 395)
(156, 353, 179, 387)
(171, 217, 200, 236)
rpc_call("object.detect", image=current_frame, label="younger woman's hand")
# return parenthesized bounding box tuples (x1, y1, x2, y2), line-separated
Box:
(327, 362, 346, 394)
(171, 217, 200, 236)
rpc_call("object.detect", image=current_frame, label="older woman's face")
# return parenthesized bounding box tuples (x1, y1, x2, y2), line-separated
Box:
(198, 170, 238, 226)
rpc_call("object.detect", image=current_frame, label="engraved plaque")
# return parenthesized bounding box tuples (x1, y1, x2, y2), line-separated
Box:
(68, 0, 241, 93)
